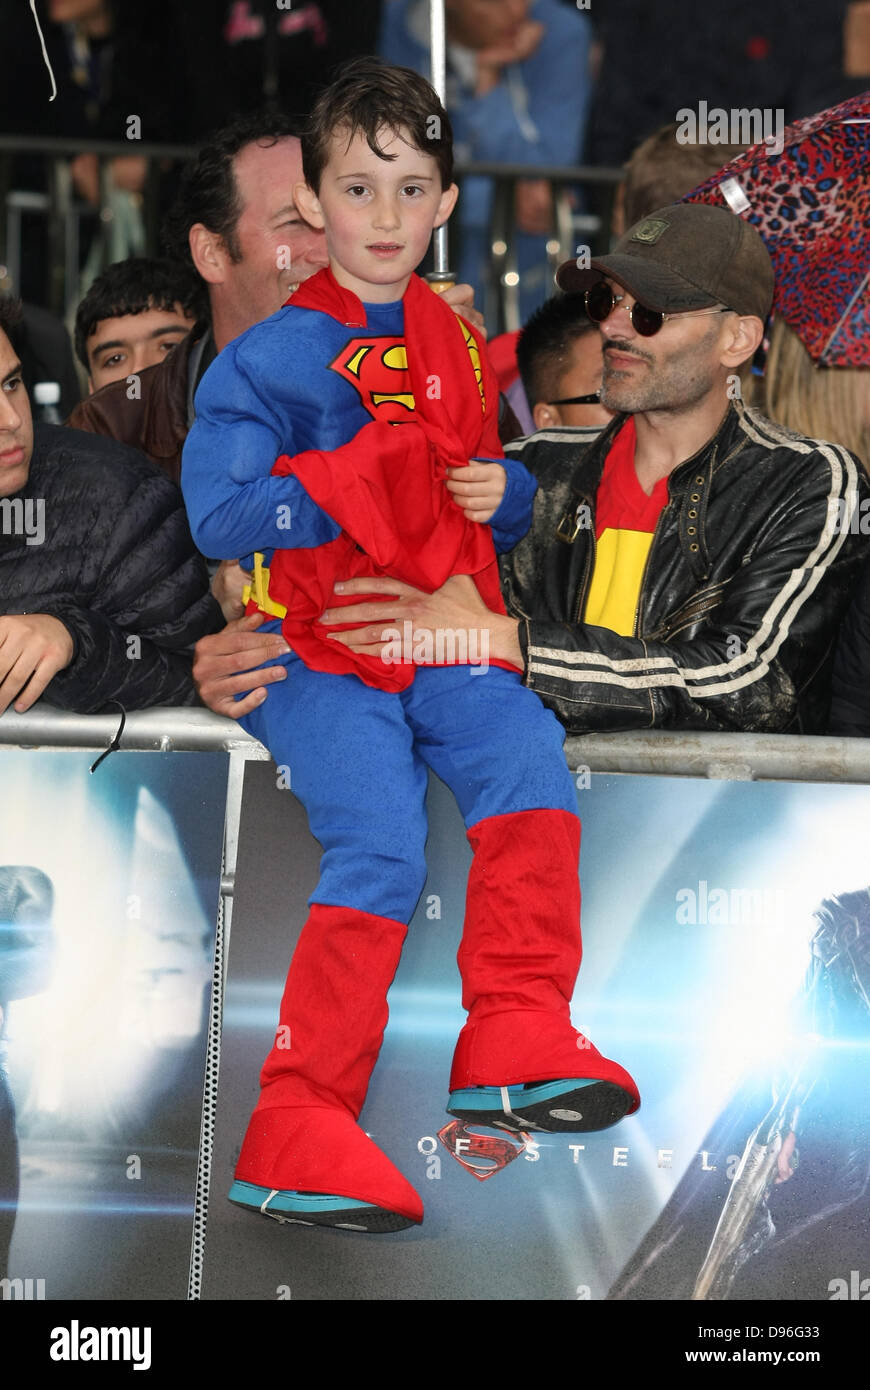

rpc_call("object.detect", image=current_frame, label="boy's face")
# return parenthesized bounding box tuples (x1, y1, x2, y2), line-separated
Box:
(86, 302, 197, 393)
(295, 126, 458, 304)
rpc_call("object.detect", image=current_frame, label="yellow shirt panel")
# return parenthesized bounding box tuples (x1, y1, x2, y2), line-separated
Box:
(583, 527, 655, 637)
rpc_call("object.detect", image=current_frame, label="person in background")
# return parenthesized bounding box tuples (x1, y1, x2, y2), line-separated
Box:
(0, 294, 222, 715)
(587, 1, 864, 168)
(485, 123, 749, 436)
(615, 123, 747, 239)
(175, 0, 384, 134)
(67, 112, 320, 481)
(73, 258, 205, 395)
(380, 0, 592, 322)
(516, 293, 613, 432)
(15, 305, 82, 423)
(0, 0, 190, 303)
(748, 316, 870, 476)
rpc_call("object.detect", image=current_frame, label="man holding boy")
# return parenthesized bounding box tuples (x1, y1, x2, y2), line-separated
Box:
(182, 58, 639, 1234)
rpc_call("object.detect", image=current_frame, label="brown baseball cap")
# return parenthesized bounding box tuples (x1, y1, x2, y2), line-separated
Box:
(556, 203, 774, 321)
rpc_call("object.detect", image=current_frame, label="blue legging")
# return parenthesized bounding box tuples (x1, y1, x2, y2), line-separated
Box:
(240, 656, 578, 922)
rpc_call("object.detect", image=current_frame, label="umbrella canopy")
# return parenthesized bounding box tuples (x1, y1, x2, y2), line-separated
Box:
(685, 90, 870, 366)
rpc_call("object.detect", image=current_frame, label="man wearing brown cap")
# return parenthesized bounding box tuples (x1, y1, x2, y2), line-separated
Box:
(193, 202, 868, 735)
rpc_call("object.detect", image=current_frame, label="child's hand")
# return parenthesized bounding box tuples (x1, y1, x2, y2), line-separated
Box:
(445, 461, 506, 524)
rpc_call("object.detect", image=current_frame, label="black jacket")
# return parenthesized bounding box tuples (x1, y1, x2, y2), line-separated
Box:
(829, 552, 870, 737)
(501, 405, 869, 734)
(0, 425, 223, 713)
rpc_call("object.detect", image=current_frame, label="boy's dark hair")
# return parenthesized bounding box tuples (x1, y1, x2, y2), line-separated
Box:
(0, 293, 24, 352)
(303, 56, 453, 193)
(73, 258, 207, 370)
(162, 109, 305, 271)
(516, 295, 597, 408)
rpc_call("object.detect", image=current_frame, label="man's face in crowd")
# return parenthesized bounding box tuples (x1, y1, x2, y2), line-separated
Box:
(85, 303, 197, 393)
(224, 136, 330, 328)
(446, 0, 531, 48)
(596, 278, 731, 414)
(0, 328, 33, 499)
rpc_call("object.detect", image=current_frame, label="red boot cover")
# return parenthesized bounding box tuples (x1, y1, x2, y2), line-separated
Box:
(235, 1103, 424, 1224)
(457, 809, 582, 1018)
(256, 902, 409, 1116)
(449, 1007, 640, 1114)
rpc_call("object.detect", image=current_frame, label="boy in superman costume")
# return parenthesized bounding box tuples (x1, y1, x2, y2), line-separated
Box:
(182, 58, 639, 1233)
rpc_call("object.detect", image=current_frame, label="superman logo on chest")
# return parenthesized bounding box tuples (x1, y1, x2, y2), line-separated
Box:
(329, 337, 416, 424)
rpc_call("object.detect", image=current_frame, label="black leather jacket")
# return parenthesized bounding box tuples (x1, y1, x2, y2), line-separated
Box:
(501, 404, 870, 734)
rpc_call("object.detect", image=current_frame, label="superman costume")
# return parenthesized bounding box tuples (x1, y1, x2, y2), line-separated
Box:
(182, 269, 639, 1231)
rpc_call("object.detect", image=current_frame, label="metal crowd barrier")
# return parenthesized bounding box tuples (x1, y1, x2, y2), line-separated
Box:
(4, 708, 870, 927)
(0, 134, 623, 332)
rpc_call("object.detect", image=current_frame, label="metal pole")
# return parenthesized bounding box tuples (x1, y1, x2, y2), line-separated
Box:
(427, 0, 453, 288)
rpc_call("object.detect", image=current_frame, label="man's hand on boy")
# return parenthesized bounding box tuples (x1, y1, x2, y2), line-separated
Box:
(440, 282, 486, 338)
(445, 461, 506, 523)
(193, 612, 290, 717)
(321, 574, 524, 670)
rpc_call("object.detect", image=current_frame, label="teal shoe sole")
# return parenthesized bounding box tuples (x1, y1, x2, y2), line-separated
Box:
(447, 1078, 634, 1133)
(228, 1180, 417, 1233)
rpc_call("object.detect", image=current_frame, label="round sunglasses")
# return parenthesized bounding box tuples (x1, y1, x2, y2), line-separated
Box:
(585, 281, 729, 337)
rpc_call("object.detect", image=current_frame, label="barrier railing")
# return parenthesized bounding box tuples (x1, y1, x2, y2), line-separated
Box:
(3, 705, 870, 779)
(0, 135, 623, 331)
(3, 705, 869, 931)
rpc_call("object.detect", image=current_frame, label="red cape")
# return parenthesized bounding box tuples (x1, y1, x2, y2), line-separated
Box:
(263, 269, 507, 691)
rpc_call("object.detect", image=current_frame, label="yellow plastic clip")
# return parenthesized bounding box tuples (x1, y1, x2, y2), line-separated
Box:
(242, 551, 288, 618)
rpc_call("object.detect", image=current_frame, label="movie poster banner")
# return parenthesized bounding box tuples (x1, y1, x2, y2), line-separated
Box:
(0, 747, 227, 1302)
(203, 761, 870, 1302)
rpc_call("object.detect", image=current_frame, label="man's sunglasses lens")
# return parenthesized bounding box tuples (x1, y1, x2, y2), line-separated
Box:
(584, 283, 664, 337)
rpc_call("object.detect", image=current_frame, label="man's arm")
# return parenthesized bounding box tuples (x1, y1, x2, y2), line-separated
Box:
(36, 469, 223, 713)
(181, 343, 340, 559)
(193, 612, 290, 718)
(322, 449, 869, 734)
(513, 453, 869, 734)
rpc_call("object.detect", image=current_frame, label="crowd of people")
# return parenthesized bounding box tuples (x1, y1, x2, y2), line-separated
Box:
(3, 1, 868, 311)
(1, 6, 870, 1234)
(3, 50, 866, 735)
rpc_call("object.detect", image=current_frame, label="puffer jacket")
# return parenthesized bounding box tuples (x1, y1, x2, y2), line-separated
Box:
(0, 425, 223, 712)
(501, 404, 870, 733)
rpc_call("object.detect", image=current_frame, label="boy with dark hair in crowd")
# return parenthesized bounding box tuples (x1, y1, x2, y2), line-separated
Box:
(516, 293, 612, 432)
(183, 56, 639, 1235)
(74, 257, 205, 395)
